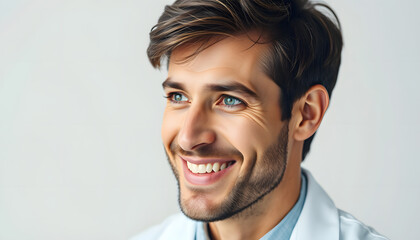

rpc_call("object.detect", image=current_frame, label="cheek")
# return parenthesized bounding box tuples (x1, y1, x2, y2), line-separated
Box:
(161, 110, 180, 154)
(216, 112, 280, 158)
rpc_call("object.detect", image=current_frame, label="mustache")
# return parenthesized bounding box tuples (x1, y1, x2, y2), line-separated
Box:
(170, 142, 244, 160)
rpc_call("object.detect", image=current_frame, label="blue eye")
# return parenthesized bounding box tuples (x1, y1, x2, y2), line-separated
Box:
(222, 96, 242, 106)
(169, 93, 189, 102)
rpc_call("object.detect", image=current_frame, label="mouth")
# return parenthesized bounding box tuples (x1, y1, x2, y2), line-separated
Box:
(186, 161, 235, 174)
(180, 156, 236, 186)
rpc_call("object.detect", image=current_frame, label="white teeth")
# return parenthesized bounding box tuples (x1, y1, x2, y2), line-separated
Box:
(212, 162, 220, 172)
(206, 163, 213, 173)
(198, 164, 206, 173)
(186, 161, 232, 174)
(191, 163, 198, 173)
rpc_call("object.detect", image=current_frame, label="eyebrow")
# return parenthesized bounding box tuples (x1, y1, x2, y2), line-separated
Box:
(162, 78, 185, 91)
(162, 78, 259, 100)
(206, 82, 259, 99)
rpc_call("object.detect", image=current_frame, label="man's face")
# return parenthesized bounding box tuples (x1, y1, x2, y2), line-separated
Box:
(161, 34, 290, 221)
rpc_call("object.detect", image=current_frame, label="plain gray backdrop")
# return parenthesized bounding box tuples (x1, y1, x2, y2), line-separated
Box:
(0, 0, 419, 239)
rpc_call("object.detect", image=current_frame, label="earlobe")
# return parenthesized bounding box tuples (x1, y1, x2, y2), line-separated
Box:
(293, 85, 329, 141)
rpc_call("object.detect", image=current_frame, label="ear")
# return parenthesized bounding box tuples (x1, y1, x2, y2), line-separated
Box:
(292, 85, 329, 141)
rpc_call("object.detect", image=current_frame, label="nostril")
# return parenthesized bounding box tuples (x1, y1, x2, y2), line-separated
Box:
(190, 142, 208, 150)
(178, 127, 217, 151)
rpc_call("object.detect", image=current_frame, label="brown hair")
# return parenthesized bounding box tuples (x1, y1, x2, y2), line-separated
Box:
(147, 0, 343, 161)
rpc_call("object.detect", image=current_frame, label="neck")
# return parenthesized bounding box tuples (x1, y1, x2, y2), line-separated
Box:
(208, 161, 302, 240)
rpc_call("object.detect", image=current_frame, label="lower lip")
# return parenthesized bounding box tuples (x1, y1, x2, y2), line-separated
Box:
(181, 160, 234, 186)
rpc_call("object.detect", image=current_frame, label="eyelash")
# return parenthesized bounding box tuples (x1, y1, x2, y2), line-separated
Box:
(164, 92, 189, 103)
(218, 94, 246, 108)
(164, 92, 247, 108)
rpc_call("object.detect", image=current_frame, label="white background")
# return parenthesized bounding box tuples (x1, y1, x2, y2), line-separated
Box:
(0, 0, 419, 239)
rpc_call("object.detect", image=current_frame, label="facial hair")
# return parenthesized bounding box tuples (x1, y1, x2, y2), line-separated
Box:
(165, 124, 289, 222)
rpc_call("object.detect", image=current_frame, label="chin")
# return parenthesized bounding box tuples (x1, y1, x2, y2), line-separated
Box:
(179, 195, 219, 221)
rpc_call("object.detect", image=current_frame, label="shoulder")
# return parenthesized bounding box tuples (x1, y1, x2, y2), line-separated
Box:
(130, 213, 198, 240)
(293, 169, 389, 240)
(338, 210, 389, 240)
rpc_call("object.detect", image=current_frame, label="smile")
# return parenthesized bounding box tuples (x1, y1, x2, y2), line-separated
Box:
(180, 156, 236, 185)
(186, 161, 234, 174)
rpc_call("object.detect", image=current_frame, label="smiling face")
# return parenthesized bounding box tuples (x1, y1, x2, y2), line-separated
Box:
(161, 34, 290, 221)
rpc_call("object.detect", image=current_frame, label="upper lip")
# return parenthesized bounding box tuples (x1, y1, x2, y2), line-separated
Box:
(179, 155, 235, 165)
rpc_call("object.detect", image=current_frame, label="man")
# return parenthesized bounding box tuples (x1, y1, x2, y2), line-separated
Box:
(133, 0, 388, 239)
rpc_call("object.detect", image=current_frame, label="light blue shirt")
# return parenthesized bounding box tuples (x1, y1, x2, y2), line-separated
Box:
(195, 174, 307, 240)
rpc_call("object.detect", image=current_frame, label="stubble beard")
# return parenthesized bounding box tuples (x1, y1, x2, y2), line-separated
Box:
(165, 124, 289, 222)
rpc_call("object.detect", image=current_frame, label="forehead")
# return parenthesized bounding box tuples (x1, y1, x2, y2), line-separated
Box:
(168, 34, 270, 85)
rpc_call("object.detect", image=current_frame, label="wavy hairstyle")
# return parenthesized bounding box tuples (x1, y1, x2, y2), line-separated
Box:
(147, 0, 343, 161)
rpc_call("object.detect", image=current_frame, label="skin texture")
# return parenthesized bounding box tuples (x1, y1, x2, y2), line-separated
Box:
(161, 33, 329, 240)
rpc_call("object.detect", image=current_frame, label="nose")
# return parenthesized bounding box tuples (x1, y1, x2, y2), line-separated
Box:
(177, 105, 216, 151)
